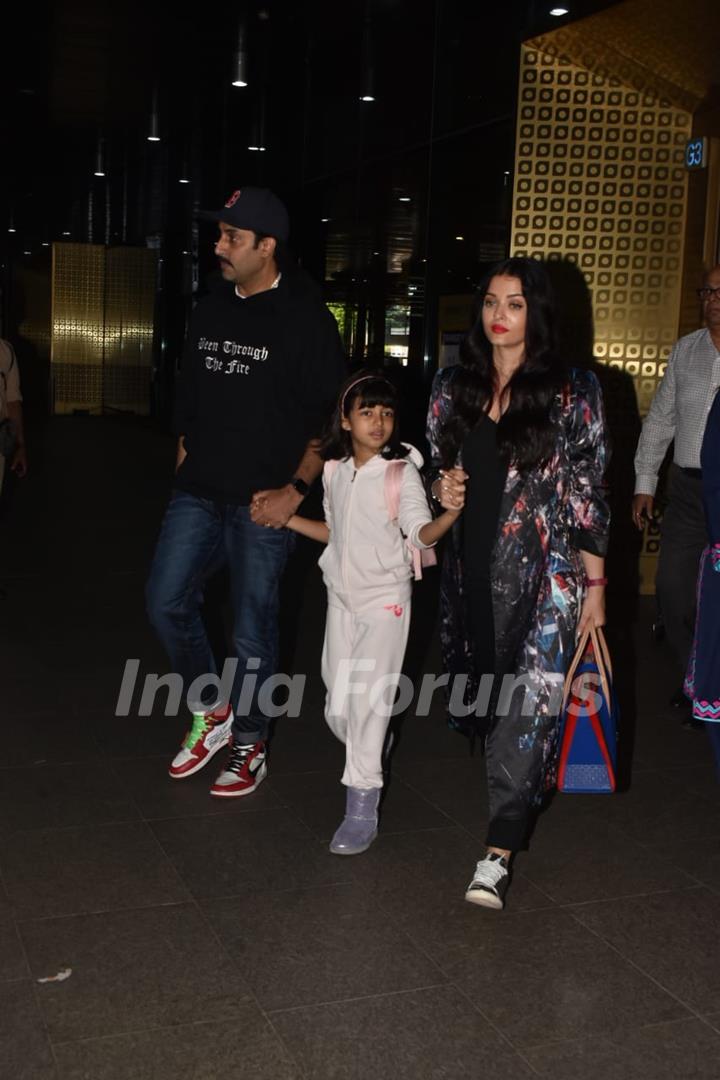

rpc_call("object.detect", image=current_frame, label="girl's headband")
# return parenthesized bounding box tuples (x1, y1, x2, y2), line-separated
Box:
(339, 374, 394, 415)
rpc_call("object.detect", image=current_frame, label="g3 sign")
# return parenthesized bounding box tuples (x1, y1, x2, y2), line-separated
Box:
(684, 137, 708, 170)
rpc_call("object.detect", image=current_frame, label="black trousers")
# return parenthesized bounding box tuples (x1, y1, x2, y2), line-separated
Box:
(656, 465, 707, 674)
(468, 580, 549, 853)
(484, 687, 559, 852)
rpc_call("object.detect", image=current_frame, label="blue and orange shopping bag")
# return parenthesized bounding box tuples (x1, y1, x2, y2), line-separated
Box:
(557, 626, 618, 794)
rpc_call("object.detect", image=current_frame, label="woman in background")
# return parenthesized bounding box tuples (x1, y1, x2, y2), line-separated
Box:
(685, 389, 720, 779)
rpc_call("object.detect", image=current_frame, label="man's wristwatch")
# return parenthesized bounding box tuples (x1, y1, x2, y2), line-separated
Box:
(289, 477, 310, 499)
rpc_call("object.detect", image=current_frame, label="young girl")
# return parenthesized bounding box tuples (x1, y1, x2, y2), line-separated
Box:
(287, 372, 465, 855)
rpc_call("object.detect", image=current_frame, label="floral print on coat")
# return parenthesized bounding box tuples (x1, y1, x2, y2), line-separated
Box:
(426, 365, 610, 802)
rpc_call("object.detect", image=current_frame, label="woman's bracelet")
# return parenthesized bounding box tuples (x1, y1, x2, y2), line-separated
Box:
(430, 478, 443, 504)
(584, 576, 608, 587)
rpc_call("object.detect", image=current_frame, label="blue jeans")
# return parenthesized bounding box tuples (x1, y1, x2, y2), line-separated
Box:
(146, 490, 294, 742)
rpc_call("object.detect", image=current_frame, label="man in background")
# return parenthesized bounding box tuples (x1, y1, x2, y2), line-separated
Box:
(0, 338, 28, 498)
(633, 265, 720, 722)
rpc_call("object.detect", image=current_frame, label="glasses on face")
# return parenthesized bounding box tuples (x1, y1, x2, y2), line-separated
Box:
(697, 286, 720, 301)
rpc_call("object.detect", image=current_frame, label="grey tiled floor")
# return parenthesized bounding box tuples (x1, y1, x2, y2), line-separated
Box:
(1, 417, 719, 1079)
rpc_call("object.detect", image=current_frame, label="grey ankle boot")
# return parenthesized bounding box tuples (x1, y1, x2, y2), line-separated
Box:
(329, 787, 381, 855)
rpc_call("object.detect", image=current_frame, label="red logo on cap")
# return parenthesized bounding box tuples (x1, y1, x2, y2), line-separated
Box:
(225, 190, 242, 208)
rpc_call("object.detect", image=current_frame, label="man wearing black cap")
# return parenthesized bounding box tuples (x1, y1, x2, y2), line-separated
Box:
(146, 187, 346, 797)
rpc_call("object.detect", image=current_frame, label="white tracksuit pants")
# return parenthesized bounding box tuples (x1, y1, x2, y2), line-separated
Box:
(322, 602, 411, 789)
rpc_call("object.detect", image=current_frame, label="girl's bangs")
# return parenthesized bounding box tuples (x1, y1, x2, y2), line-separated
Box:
(353, 380, 398, 411)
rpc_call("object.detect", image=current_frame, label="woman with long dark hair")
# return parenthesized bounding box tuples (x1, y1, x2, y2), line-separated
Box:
(427, 257, 610, 909)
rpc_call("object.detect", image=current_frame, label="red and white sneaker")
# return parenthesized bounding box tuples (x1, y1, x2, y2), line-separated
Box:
(210, 741, 267, 798)
(168, 707, 233, 780)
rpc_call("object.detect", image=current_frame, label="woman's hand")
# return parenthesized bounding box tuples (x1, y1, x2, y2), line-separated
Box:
(434, 468, 467, 513)
(577, 587, 605, 636)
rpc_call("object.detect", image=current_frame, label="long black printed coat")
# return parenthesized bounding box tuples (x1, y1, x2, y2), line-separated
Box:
(427, 366, 610, 796)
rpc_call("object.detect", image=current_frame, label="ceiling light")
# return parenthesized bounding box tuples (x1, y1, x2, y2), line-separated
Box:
(360, 11, 376, 104)
(148, 89, 160, 142)
(62, 231, 71, 237)
(399, 196, 411, 202)
(42, 242, 49, 247)
(94, 136, 106, 177)
(321, 217, 330, 223)
(232, 25, 248, 86)
(178, 151, 191, 183)
(549, 7, 569, 14)
(8, 227, 16, 234)
(455, 235, 465, 240)
(247, 100, 267, 155)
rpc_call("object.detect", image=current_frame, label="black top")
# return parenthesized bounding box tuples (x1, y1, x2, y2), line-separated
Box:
(462, 416, 507, 587)
(173, 275, 346, 504)
(461, 416, 507, 677)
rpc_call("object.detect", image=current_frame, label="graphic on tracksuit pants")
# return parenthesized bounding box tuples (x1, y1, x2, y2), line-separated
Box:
(318, 444, 434, 789)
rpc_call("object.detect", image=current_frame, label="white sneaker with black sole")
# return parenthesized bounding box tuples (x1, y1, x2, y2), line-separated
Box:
(464, 852, 510, 910)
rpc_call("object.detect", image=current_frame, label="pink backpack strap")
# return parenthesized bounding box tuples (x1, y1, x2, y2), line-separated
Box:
(384, 460, 404, 522)
(383, 460, 437, 580)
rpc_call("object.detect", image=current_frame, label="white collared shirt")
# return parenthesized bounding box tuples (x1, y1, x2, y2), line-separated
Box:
(634, 328, 720, 495)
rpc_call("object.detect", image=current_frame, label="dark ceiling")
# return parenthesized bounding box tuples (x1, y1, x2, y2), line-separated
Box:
(2, 0, 624, 255)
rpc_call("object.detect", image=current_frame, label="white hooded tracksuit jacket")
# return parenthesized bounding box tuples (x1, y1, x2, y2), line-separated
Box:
(318, 445, 434, 789)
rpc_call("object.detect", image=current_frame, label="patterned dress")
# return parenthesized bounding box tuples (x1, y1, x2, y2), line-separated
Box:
(684, 390, 720, 724)
(427, 366, 610, 843)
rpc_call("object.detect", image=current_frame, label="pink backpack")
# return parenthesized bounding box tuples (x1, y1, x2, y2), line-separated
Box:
(323, 459, 438, 580)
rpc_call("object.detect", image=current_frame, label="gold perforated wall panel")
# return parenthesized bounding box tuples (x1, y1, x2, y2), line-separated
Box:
(51, 243, 105, 413)
(511, 45, 694, 595)
(104, 248, 157, 415)
(51, 243, 156, 415)
(527, 12, 716, 115)
(511, 45, 692, 419)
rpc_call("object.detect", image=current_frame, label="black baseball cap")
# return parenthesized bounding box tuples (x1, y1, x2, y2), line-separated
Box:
(198, 187, 289, 242)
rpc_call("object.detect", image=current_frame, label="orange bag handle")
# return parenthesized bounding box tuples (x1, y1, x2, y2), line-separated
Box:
(562, 625, 612, 713)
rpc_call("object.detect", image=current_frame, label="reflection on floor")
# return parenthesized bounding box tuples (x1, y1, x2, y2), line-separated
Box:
(1, 417, 719, 1080)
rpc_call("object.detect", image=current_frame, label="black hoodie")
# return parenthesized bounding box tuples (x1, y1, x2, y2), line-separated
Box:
(173, 274, 346, 503)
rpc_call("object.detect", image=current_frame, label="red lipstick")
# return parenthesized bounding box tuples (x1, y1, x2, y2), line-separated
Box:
(491, 323, 508, 334)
